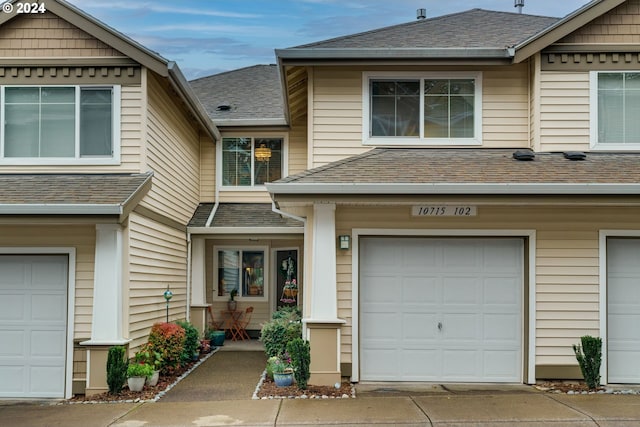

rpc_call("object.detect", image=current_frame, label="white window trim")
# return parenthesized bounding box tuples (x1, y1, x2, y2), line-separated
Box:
(217, 133, 288, 191)
(0, 85, 121, 165)
(213, 245, 269, 301)
(590, 71, 640, 151)
(362, 71, 483, 146)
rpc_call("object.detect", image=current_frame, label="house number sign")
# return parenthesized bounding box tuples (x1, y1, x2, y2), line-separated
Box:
(412, 205, 477, 217)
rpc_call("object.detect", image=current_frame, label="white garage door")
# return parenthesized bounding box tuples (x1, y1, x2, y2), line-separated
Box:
(0, 255, 68, 398)
(607, 238, 640, 384)
(360, 237, 523, 382)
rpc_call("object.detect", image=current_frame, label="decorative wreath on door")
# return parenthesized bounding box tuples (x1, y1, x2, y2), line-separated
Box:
(280, 255, 298, 304)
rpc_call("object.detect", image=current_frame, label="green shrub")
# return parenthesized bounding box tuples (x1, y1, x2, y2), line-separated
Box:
(287, 338, 310, 389)
(271, 306, 301, 321)
(148, 322, 186, 374)
(573, 335, 602, 389)
(176, 320, 200, 364)
(260, 317, 302, 358)
(127, 362, 154, 378)
(134, 342, 163, 371)
(106, 346, 128, 395)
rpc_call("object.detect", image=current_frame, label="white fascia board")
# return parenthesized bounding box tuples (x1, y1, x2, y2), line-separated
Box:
(0, 204, 123, 215)
(188, 226, 304, 234)
(216, 119, 288, 127)
(266, 182, 640, 195)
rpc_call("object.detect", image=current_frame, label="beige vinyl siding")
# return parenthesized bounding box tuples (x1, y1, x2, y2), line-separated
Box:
(539, 72, 590, 152)
(311, 68, 366, 168)
(289, 116, 308, 175)
(310, 65, 530, 168)
(143, 73, 200, 224)
(333, 204, 640, 368)
(200, 134, 216, 202)
(128, 212, 188, 350)
(482, 64, 530, 147)
(0, 12, 125, 57)
(0, 224, 95, 339)
(557, 0, 640, 44)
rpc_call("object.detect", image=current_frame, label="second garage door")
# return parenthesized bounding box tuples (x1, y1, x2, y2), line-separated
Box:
(360, 237, 523, 382)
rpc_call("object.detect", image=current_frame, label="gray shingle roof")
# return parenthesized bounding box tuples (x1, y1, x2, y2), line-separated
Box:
(0, 173, 152, 213)
(189, 203, 302, 228)
(189, 65, 285, 125)
(291, 9, 559, 50)
(274, 148, 640, 185)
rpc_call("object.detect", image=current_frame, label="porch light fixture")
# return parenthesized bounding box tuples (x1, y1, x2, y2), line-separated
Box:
(255, 143, 272, 162)
(338, 235, 351, 250)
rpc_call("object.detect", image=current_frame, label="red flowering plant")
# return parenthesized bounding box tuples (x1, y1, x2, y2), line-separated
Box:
(147, 322, 185, 374)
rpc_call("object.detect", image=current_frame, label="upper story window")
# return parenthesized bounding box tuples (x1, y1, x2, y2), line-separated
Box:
(363, 72, 482, 146)
(221, 137, 283, 188)
(1, 85, 120, 165)
(591, 72, 640, 149)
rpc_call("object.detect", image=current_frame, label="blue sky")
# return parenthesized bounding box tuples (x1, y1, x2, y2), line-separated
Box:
(67, 0, 592, 80)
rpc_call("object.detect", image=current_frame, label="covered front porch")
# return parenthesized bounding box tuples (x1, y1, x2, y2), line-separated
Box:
(188, 203, 304, 338)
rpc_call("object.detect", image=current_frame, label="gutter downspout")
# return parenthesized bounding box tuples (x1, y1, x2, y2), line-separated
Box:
(186, 231, 191, 322)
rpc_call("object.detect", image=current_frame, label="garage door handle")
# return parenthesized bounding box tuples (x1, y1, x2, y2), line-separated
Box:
(438, 322, 442, 331)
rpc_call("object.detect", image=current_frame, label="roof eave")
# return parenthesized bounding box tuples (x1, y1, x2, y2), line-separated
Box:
(513, 0, 626, 63)
(0, 204, 124, 215)
(214, 118, 289, 127)
(276, 48, 512, 61)
(167, 63, 221, 142)
(266, 182, 640, 196)
(188, 226, 304, 234)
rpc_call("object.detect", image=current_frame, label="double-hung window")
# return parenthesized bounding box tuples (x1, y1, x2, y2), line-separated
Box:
(215, 247, 267, 300)
(363, 72, 482, 145)
(1, 85, 120, 164)
(221, 137, 283, 187)
(591, 71, 640, 149)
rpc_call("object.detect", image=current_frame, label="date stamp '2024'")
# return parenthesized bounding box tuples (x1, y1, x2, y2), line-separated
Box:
(2, 2, 47, 14)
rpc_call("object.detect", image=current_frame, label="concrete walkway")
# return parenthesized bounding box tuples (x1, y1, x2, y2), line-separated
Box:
(2, 346, 640, 427)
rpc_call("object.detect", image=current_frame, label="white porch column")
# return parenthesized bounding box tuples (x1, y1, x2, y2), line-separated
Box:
(310, 203, 338, 320)
(80, 224, 127, 396)
(189, 237, 209, 335)
(191, 238, 206, 305)
(87, 224, 126, 343)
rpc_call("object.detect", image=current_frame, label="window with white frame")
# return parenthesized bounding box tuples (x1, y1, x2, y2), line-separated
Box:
(592, 71, 640, 148)
(363, 72, 482, 145)
(215, 247, 267, 299)
(1, 85, 119, 163)
(221, 137, 282, 187)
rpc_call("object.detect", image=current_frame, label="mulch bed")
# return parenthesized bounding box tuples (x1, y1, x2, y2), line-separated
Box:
(534, 381, 604, 394)
(67, 352, 213, 403)
(255, 377, 354, 399)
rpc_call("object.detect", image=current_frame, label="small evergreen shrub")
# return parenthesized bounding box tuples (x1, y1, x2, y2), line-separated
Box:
(260, 317, 302, 358)
(148, 322, 186, 374)
(573, 335, 602, 389)
(271, 306, 301, 321)
(287, 338, 310, 389)
(106, 346, 128, 395)
(176, 320, 200, 364)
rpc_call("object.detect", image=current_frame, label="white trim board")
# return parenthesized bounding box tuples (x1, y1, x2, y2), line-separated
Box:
(350, 228, 536, 384)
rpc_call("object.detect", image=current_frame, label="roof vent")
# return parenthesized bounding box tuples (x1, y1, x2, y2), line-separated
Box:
(514, 0, 524, 14)
(416, 8, 426, 20)
(513, 150, 535, 161)
(564, 151, 587, 161)
(216, 104, 231, 111)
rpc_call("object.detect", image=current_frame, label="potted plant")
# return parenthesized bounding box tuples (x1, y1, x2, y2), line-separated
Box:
(127, 362, 154, 392)
(267, 354, 294, 387)
(227, 289, 238, 311)
(207, 327, 226, 347)
(134, 343, 163, 386)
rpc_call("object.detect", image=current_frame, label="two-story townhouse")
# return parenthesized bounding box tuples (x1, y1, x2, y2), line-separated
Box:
(0, 0, 219, 398)
(257, 0, 640, 387)
(188, 65, 305, 335)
